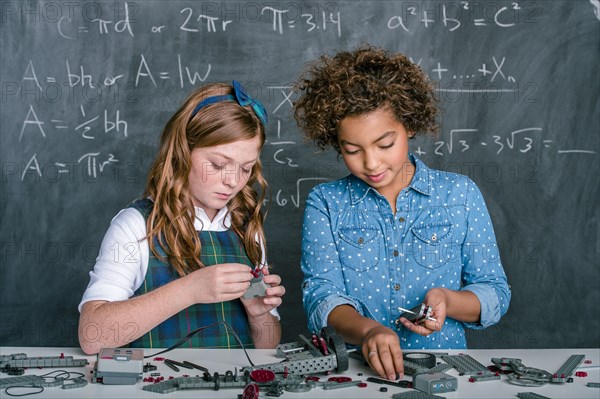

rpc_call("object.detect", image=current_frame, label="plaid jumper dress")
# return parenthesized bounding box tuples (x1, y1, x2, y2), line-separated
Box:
(128, 198, 254, 349)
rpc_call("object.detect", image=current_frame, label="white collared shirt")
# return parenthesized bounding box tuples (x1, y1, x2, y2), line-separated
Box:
(78, 205, 276, 320)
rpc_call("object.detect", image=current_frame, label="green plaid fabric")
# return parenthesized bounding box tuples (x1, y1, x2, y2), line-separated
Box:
(127, 198, 254, 349)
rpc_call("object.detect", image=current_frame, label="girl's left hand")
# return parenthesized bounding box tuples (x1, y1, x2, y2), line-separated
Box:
(241, 266, 285, 318)
(399, 288, 447, 336)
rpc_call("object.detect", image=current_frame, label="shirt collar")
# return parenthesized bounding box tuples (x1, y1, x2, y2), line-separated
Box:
(193, 206, 231, 231)
(347, 153, 432, 205)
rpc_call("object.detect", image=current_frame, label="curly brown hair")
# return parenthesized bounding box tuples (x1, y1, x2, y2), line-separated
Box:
(145, 83, 268, 277)
(294, 46, 438, 152)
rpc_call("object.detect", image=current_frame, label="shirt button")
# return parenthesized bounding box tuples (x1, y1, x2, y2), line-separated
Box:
(393, 250, 399, 257)
(394, 284, 401, 291)
(358, 237, 364, 244)
(399, 217, 406, 222)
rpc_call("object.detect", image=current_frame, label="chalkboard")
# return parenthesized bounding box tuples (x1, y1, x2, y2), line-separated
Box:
(1, 1, 598, 349)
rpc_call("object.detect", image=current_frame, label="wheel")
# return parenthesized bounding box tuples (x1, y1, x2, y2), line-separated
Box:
(328, 333, 349, 372)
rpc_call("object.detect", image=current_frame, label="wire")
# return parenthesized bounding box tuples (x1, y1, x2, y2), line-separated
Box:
(4, 386, 44, 397)
(144, 320, 256, 366)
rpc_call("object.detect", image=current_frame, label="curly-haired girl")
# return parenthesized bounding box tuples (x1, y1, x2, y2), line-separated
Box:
(78, 81, 285, 354)
(295, 47, 510, 380)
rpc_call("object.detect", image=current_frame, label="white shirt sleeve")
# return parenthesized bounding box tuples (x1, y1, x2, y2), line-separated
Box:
(79, 206, 280, 320)
(78, 208, 149, 312)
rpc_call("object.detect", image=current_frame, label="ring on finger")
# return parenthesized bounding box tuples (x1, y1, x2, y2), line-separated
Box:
(368, 351, 378, 357)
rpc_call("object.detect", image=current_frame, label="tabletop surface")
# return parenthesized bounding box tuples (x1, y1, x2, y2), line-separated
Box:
(1, 347, 599, 398)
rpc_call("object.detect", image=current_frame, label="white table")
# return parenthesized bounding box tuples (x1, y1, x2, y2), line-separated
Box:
(1, 347, 598, 398)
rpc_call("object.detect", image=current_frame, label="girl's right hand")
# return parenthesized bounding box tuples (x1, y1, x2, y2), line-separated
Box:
(186, 263, 253, 303)
(361, 325, 404, 381)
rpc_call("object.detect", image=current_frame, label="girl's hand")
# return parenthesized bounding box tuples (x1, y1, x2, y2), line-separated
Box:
(361, 325, 404, 381)
(186, 263, 253, 304)
(399, 288, 447, 336)
(241, 266, 285, 318)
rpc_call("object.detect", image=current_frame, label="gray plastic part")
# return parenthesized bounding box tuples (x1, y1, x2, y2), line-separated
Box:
(242, 276, 268, 299)
(516, 392, 552, 399)
(0, 354, 88, 369)
(551, 354, 585, 383)
(92, 348, 144, 385)
(0, 375, 44, 388)
(413, 372, 458, 394)
(441, 354, 489, 374)
(392, 390, 446, 399)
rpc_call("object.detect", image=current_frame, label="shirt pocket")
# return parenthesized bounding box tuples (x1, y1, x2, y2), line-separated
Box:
(410, 222, 454, 269)
(338, 226, 381, 272)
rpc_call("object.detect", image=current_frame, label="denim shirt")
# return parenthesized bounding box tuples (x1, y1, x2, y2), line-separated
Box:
(301, 154, 511, 349)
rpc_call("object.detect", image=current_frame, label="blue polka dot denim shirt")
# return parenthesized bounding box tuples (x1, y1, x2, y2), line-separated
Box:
(301, 154, 511, 349)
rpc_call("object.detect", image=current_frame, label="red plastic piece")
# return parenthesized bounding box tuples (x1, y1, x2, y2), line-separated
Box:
(250, 369, 276, 383)
(242, 383, 260, 399)
(154, 357, 165, 361)
(575, 371, 587, 377)
(305, 376, 320, 382)
(585, 360, 592, 364)
(328, 376, 352, 383)
(358, 382, 367, 387)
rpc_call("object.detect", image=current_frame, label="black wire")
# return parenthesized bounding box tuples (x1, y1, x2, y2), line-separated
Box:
(144, 320, 256, 366)
(4, 386, 44, 397)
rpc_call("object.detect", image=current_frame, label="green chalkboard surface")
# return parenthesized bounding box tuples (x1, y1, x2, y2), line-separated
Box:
(1, 1, 598, 348)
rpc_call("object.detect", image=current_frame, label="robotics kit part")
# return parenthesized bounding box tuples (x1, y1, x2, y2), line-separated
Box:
(516, 392, 552, 399)
(413, 371, 458, 394)
(242, 327, 349, 375)
(397, 304, 437, 325)
(0, 353, 88, 369)
(242, 270, 268, 299)
(392, 390, 446, 399)
(92, 348, 144, 385)
(404, 352, 437, 368)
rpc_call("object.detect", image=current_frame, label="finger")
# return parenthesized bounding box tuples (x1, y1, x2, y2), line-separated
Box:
(365, 349, 387, 379)
(263, 274, 282, 286)
(266, 285, 285, 297)
(221, 281, 252, 294)
(261, 266, 270, 275)
(376, 347, 399, 381)
(262, 296, 282, 307)
(400, 318, 434, 336)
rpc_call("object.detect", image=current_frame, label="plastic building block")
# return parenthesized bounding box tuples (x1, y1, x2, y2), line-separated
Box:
(243, 327, 349, 376)
(62, 377, 88, 389)
(322, 380, 362, 390)
(551, 354, 585, 383)
(0, 375, 44, 389)
(467, 371, 501, 382)
(0, 353, 88, 369)
(92, 348, 144, 385)
(441, 354, 489, 374)
(366, 376, 412, 388)
(242, 270, 268, 299)
(586, 382, 600, 388)
(391, 391, 446, 399)
(516, 392, 552, 399)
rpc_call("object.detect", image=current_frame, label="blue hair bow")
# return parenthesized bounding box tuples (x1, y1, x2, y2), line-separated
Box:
(190, 80, 268, 126)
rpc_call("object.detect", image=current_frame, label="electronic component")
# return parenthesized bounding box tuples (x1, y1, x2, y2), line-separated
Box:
(413, 371, 458, 394)
(92, 348, 144, 385)
(397, 304, 437, 325)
